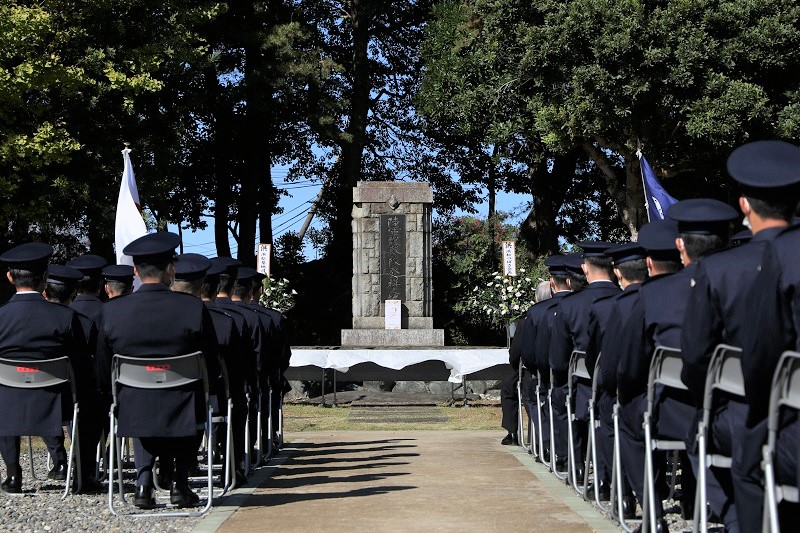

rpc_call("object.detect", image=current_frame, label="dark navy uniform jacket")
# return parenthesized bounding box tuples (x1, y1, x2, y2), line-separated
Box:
(519, 299, 554, 373)
(598, 284, 642, 396)
(207, 299, 259, 395)
(681, 227, 783, 405)
(205, 305, 245, 402)
(250, 304, 292, 375)
(549, 281, 620, 386)
(0, 293, 93, 435)
(247, 304, 282, 381)
(618, 266, 695, 403)
(585, 293, 619, 379)
(509, 314, 526, 371)
(70, 295, 103, 325)
(533, 291, 571, 383)
(96, 283, 220, 438)
(216, 298, 264, 383)
(743, 225, 800, 426)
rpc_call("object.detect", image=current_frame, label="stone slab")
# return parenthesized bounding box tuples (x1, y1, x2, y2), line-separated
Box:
(341, 328, 444, 347)
(353, 181, 433, 204)
(352, 316, 433, 330)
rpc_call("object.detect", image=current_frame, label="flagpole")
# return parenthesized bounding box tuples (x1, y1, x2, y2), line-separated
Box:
(636, 148, 651, 223)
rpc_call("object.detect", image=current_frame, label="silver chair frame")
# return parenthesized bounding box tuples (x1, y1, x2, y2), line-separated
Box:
(587, 353, 611, 511)
(693, 344, 743, 532)
(516, 364, 534, 455)
(107, 352, 214, 518)
(642, 346, 688, 533)
(566, 350, 590, 496)
(612, 395, 641, 532)
(548, 368, 568, 480)
(0, 356, 80, 499)
(762, 350, 800, 533)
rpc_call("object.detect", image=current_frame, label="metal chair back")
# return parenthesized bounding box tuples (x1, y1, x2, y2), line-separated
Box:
(113, 352, 208, 401)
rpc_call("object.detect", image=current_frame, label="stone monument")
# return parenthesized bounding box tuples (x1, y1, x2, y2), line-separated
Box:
(341, 181, 444, 347)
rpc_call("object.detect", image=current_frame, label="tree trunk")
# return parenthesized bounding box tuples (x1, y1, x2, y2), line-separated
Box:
(258, 165, 274, 246)
(331, 0, 371, 271)
(487, 145, 497, 269)
(519, 152, 571, 256)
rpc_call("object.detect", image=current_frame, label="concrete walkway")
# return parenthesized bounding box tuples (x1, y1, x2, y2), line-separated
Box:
(195, 431, 617, 533)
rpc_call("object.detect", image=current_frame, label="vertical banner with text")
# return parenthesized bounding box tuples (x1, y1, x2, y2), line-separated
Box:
(502, 240, 517, 276)
(257, 243, 272, 277)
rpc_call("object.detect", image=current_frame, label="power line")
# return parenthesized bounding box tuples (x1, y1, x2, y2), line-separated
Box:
(273, 209, 310, 233)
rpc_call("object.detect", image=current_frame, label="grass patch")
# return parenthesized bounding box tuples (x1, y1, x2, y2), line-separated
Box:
(285, 403, 502, 431)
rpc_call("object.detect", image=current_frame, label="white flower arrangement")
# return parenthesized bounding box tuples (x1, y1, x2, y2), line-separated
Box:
(463, 270, 538, 328)
(258, 276, 296, 312)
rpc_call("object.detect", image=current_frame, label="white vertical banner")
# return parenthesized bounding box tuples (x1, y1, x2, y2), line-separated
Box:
(502, 240, 517, 276)
(257, 243, 272, 277)
(114, 148, 148, 266)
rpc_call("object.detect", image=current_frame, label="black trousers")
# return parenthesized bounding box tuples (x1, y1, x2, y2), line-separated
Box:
(500, 370, 518, 435)
(134, 434, 203, 488)
(551, 384, 569, 462)
(528, 375, 551, 450)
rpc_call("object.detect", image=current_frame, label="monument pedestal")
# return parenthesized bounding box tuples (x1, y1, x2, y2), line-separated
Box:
(342, 181, 444, 347)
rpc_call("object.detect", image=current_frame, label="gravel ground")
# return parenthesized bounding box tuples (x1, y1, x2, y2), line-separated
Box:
(0, 440, 212, 532)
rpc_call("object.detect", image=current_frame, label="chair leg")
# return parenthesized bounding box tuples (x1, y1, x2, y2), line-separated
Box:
(244, 393, 251, 475)
(536, 386, 545, 466)
(62, 409, 80, 499)
(643, 413, 657, 533)
(566, 390, 581, 493)
(266, 389, 274, 460)
(763, 444, 780, 533)
(695, 424, 707, 533)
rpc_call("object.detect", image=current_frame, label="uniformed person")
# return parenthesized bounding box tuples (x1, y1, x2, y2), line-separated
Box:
(680, 141, 800, 532)
(533, 253, 583, 467)
(736, 141, 800, 532)
(584, 242, 647, 507)
(66, 254, 109, 323)
(618, 199, 737, 528)
(43, 264, 104, 491)
(203, 258, 250, 482)
(95, 233, 220, 508)
(214, 260, 265, 464)
(518, 256, 574, 457)
(101, 264, 134, 299)
(549, 242, 620, 481)
(0, 244, 93, 493)
(250, 273, 292, 448)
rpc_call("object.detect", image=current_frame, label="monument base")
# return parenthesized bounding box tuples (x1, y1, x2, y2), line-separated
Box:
(341, 329, 445, 347)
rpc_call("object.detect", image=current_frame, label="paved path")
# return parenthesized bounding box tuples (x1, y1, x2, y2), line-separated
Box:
(195, 431, 616, 533)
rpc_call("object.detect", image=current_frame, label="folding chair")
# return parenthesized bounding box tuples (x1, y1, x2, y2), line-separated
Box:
(693, 344, 743, 533)
(762, 350, 800, 533)
(0, 356, 80, 499)
(516, 364, 534, 455)
(548, 369, 568, 481)
(107, 352, 214, 518)
(588, 353, 612, 511)
(534, 370, 547, 465)
(612, 395, 641, 532)
(642, 346, 688, 533)
(566, 350, 591, 495)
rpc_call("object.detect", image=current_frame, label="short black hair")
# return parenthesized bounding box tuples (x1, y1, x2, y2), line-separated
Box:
(568, 272, 587, 290)
(744, 193, 798, 222)
(201, 278, 219, 299)
(650, 258, 682, 274)
(552, 274, 570, 290)
(218, 273, 236, 295)
(232, 279, 252, 300)
(135, 259, 170, 280)
(681, 233, 726, 262)
(77, 275, 101, 295)
(173, 279, 203, 296)
(45, 282, 75, 304)
(616, 258, 648, 283)
(8, 268, 44, 290)
(105, 279, 132, 297)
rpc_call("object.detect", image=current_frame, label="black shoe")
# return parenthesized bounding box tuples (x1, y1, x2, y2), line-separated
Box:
(1, 474, 21, 494)
(74, 478, 104, 494)
(575, 466, 585, 484)
(500, 433, 517, 445)
(134, 485, 155, 509)
(47, 462, 68, 481)
(170, 482, 200, 507)
(622, 495, 637, 519)
(156, 464, 173, 489)
(680, 497, 694, 520)
(555, 457, 567, 471)
(633, 519, 667, 533)
(597, 481, 611, 501)
(541, 447, 550, 464)
(235, 469, 248, 486)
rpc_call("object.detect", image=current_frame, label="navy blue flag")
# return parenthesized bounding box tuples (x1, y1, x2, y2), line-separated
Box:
(639, 154, 677, 221)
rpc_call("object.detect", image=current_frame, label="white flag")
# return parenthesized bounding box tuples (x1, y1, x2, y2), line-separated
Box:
(114, 148, 148, 265)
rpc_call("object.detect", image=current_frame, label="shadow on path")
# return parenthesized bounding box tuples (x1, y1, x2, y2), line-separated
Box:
(246, 437, 418, 507)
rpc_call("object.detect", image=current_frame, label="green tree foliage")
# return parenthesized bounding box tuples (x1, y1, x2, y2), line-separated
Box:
(419, 0, 800, 243)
